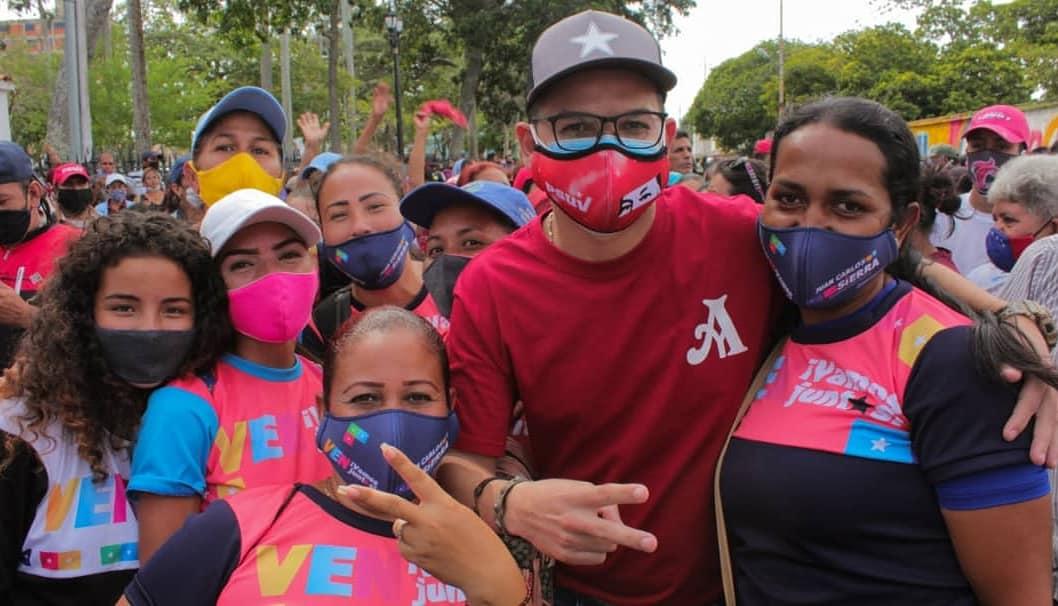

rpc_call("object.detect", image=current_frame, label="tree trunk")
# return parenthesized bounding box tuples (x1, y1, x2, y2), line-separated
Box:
(279, 28, 294, 162)
(340, 0, 357, 141)
(45, 0, 112, 160)
(260, 38, 274, 91)
(35, 0, 53, 53)
(327, 0, 341, 152)
(451, 45, 483, 159)
(127, 0, 151, 156)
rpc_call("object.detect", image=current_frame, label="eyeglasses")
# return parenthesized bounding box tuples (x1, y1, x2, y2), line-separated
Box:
(530, 111, 668, 155)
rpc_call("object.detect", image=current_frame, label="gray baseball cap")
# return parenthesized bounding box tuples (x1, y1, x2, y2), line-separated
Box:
(527, 10, 677, 108)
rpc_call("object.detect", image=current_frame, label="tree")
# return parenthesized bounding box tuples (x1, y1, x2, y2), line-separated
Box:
(127, 0, 152, 155)
(1, 40, 60, 154)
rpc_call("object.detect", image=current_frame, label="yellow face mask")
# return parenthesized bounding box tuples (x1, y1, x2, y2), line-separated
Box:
(191, 152, 285, 206)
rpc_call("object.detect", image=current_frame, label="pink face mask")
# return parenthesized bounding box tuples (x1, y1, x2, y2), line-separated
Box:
(228, 271, 319, 343)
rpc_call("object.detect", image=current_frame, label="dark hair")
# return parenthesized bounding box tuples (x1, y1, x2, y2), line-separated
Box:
(0, 212, 233, 479)
(772, 96, 1058, 389)
(322, 306, 449, 407)
(675, 130, 691, 140)
(917, 165, 962, 235)
(315, 153, 404, 215)
(718, 157, 769, 203)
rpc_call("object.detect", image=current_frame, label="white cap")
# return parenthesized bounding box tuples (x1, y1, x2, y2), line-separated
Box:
(105, 173, 129, 187)
(200, 188, 322, 257)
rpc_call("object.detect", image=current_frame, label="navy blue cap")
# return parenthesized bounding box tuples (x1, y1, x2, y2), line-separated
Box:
(300, 152, 342, 179)
(169, 154, 190, 185)
(191, 86, 286, 153)
(0, 141, 33, 184)
(401, 181, 537, 230)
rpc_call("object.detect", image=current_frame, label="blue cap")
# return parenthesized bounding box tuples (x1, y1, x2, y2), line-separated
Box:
(400, 181, 537, 230)
(169, 154, 190, 185)
(191, 86, 286, 153)
(0, 141, 33, 184)
(300, 152, 342, 179)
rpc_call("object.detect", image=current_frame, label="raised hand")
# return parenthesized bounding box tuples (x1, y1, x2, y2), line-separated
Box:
(336, 444, 527, 605)
(296, 112, 330, 147)
(371, 82, 394, 118)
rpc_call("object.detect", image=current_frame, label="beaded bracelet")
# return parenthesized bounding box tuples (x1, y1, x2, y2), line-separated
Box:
(472, 475, 509, 517)
(494, 477, 527, 539)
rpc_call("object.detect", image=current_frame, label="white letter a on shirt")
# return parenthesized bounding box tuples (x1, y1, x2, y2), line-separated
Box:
(687, 295, 748, 365)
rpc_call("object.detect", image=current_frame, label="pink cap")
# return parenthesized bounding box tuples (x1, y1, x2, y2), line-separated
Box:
(52, 163, 90, 186)
(753, 138, 773, 155)
(965, 104, 1029, 145)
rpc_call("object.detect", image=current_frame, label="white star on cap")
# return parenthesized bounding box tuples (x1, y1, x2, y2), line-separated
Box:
(570, 21, 618, 59)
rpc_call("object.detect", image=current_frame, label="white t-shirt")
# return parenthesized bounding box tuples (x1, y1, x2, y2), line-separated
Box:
(966, 262, 1008, 295)
(930, 193, 993, 274)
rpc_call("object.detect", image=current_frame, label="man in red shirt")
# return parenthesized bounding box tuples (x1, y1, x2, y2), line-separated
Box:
(0, 142, 80, 367)
(439, 11, 780, 605)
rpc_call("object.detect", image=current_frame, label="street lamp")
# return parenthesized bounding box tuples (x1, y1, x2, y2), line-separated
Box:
(384, 7, 404, 160)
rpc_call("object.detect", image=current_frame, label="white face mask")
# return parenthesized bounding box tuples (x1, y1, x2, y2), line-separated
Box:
(185, 188, 205, 209)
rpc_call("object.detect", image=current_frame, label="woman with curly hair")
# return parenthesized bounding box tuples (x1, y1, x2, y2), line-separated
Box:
(0, 211, 231, 605)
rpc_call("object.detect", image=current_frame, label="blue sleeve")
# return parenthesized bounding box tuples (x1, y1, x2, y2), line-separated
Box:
(124, 500, 241, 606)
(936, 464, 1050, 510)
(129, 386, 218, 497)
(903, 326, 1035, 484)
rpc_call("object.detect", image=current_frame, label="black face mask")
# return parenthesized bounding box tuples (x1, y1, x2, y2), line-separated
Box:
(0, 207, 32, 246)
(95, 327, 196, 387)
(422, 254, 472, 318)
(57, 189, 93, 216)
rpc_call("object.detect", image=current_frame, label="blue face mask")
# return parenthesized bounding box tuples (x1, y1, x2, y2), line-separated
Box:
(109, 189, 127, 203)
(758, 220, 900, 309)
(316, 409, 459, 500)
(985, 221, 1051, 272)
(320, 221, 416, 290)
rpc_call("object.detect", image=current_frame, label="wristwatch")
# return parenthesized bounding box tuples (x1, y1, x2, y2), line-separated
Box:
(999, 300, 1058, 350)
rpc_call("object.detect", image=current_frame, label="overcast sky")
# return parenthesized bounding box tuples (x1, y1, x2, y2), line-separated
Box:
(659, 0, 921, 122)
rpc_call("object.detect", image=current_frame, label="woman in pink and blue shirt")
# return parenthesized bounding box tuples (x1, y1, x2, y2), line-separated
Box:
(123, 307, 529, 606)
(718, 97, 1055, 605)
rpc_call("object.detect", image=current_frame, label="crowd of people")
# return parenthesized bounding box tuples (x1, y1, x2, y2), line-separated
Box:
(2, 8, 1058, 606)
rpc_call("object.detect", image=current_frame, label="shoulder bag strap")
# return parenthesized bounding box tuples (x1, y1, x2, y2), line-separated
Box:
(715, 338, 787, 606)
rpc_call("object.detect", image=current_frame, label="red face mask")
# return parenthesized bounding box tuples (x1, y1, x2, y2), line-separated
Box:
(530, 149, 670, 233)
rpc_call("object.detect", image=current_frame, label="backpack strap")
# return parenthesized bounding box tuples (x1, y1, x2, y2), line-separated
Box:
(714, 338, 787, 606)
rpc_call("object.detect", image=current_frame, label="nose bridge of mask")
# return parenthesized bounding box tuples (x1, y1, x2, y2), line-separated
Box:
(538, 133, 663, 160)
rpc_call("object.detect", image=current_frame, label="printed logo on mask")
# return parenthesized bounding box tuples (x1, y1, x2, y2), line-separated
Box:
(767, 234, 787, 256)
(544, 182, 592, 212)
(817, 251, 882, 301)
(971, 157, 998, 191)
(618, 176, 662, 218)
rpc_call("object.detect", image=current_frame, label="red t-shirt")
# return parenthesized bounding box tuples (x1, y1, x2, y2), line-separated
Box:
(448, 187, 781, 605)
(0, 223, 80, 295)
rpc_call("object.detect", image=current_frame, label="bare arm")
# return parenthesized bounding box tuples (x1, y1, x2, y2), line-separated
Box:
(406, 112, 431, 191)
(920, 260, 1006, 312)
(135, 494, 202, 564)
(353, 82, 393, 154)
(943, 497, 1052, 605)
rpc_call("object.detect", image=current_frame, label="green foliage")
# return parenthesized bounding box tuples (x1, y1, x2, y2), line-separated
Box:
(0, 41, 60, 154)
(688, 0, 1058, 152)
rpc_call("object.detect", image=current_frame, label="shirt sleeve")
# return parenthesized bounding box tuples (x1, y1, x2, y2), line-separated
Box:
(903, 325, 1035, 485)
(447, 264, 516, 458)
(129, 386, 218, 497)
(123, 500, 241, 606)
(1001, 236, 1058, 366)
(0, 433, 47, 600)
